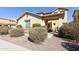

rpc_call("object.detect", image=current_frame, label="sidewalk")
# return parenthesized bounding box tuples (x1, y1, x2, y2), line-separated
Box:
(0, 39, 30, 51)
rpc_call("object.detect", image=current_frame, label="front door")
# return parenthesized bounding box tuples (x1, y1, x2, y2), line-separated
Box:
(47, 22, 52, 30)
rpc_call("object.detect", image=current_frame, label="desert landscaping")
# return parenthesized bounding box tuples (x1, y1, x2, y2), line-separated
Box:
(0, 7, 79, 51)
(0, 32, 67, 51)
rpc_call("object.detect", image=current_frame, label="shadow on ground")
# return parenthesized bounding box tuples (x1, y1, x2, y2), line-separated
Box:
(61, 42, 79, 51)
(28, 37, 34, 43)
(28, 37, 42, 44)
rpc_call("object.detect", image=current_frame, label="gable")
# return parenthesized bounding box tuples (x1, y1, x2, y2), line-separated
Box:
(17, 12, 42, 21)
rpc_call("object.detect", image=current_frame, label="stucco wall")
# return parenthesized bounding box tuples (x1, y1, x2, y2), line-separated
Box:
(0, 19, 10, 24)
(52, 20, 59, 31)
(0, 19, 16, 24)
(63, 11, 67, 23)
(51, 17, 67, 31)
(17, 14, 45, 29)
(17, 15, 27, 28)
(52, 9, 67, 23)
(51, 9, 67, 31)
(47, 19, 60, 31)
(28, 15, 45, 27)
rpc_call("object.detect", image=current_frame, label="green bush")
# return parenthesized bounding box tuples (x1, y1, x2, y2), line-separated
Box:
(0, 26, 10, 35)
(32, 23, 41, 27)
(16, 25, 23, 29)
(9, 28, 24, 37)
(29, 27, 48, 44)
(71, 22, 79, 44)
(58, 23, 73, 39)
(58, 22, 79, 44)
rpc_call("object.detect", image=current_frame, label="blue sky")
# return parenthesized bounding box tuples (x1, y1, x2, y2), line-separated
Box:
(0, 7, 79, 22)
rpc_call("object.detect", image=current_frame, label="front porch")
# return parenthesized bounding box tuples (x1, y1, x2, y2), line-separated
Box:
(42, 13, 65, 32)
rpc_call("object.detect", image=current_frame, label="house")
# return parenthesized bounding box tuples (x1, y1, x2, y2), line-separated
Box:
(17, 12, 45, 29)
(73, 10, 79, 22)
(17, 8, 68, 32)
(0, 18, 16, 28)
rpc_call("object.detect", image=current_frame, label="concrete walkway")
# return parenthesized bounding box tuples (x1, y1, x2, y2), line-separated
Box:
(0, 39, 30, 51)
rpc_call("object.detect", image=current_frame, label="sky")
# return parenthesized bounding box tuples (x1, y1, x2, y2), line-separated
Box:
(0, 7, 79, 22)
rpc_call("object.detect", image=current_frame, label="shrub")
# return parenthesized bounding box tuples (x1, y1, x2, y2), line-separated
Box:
(58, 23, 74, 39)
(58, 22, 79, 44)
(0, 26, 10, 35)
(71, 22, 79, 44)
(32, 23, 41, 27)
(29, 27, 48, 44)
(9, 28, 24, 37)
(16, 25, 23, 29)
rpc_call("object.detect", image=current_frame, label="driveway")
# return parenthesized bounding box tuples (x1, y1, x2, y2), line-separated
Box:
(47, 33, 67, 51)
(0, 39, 30, 51)
(25, 33, 67, 51)
(0, 33, 67, 51)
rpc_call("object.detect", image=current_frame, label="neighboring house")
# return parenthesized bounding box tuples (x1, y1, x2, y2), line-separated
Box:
(73, 10, 79, 22)
(17, 8, 68, 31)
(0, 18, 16, 28)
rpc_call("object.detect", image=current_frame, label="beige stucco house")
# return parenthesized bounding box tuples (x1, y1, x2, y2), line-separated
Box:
(0, 18, 16, 28)
(17, 8, 68, 32)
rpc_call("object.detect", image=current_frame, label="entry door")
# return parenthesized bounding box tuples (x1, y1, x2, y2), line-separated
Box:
(47, 22, 52, 29)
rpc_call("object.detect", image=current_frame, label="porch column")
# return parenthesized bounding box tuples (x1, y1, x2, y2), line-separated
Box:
(41, 20, 45, 26)
(58, 18, 63, 28)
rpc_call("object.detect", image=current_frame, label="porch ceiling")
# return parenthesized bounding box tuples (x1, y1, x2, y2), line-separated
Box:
(42, 13, 64, 20)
